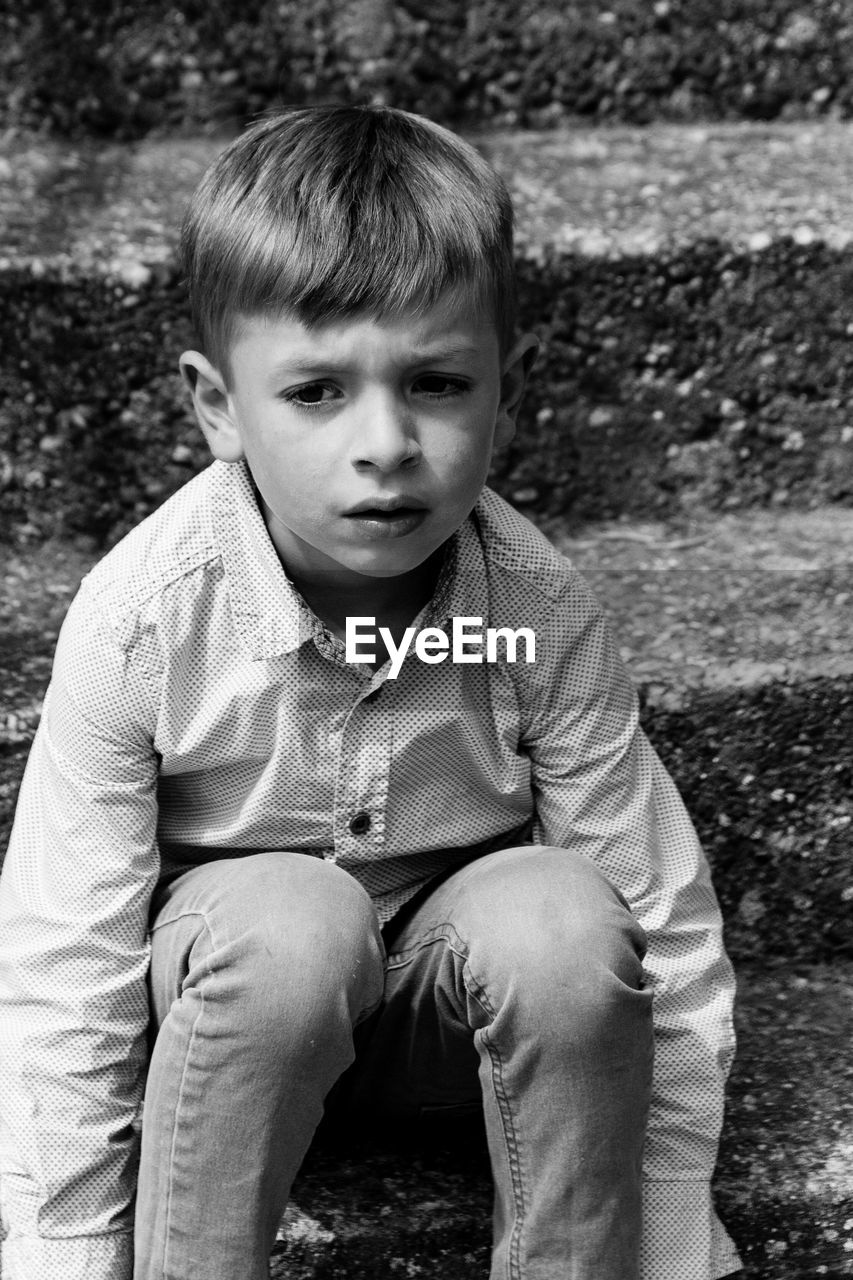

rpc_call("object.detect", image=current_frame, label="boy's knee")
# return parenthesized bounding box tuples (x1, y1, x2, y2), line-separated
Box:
(452, 845, 648, 1005)
(150, 852, 385, 1033)
(216, 851, 381, 955)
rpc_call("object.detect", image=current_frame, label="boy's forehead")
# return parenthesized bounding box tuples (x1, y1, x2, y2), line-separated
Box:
(229, 290, 500, 369)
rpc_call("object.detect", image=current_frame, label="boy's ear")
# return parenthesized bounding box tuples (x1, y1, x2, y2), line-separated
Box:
(494, 332, 540, 449)
(179, 350, 245, 463)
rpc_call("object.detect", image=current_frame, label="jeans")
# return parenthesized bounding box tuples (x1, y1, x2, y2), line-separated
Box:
(134, 846, 653, 1280)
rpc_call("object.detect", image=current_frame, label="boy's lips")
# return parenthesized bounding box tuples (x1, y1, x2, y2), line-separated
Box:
(343, 497, 429, 539)
(344, 496, 428, 515)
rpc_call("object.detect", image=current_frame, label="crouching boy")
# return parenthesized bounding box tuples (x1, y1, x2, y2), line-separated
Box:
(0, 105, 742, 1280)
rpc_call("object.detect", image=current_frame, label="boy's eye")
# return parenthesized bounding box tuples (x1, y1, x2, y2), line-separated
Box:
(413, 375, 468, 397)
(285, 382, 338, 407)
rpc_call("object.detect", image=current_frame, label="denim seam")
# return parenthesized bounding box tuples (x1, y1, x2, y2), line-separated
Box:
(149, 906, 209, 934)
(464, 969, 527, 1280)
(159, 912, 215, 1278)
(384, 921, 468, 969)
(386, 921, 528, 1280)
(354, 987, 385, 1027)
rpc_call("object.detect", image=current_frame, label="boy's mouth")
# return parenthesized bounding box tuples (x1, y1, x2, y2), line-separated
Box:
(346, 495, 428, 514)
(344, 497, 428, 539)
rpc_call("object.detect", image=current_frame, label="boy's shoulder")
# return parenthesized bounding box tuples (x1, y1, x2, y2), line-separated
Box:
(80, 463, 224, 621)
(473, 487, 580, 603)
(73, 461, 302, 666)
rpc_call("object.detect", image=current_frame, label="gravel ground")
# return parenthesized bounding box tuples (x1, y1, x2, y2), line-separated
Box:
(551, 505, 853, 704)
(481, 122, 853, 258)
(4, 122, 853, 275)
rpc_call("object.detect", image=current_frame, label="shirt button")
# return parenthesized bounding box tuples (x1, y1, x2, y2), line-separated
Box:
(348, 812, 371, 836)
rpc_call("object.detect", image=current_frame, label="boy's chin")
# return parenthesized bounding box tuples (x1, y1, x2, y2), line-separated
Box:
(338, 542, 447, 584)
(343, 555, 434, 582)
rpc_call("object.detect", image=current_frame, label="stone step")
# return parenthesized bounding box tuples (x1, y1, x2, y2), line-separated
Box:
(2, 518, 851, 967)
(555, 512, 853, 970)
(4, 237, 853, 542)
(4, 123, 853, 542)
(4, 4, 852, 141)
(4, 123, 853, 271)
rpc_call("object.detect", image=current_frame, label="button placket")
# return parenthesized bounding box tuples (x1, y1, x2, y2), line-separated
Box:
(334, 690, 391, 858)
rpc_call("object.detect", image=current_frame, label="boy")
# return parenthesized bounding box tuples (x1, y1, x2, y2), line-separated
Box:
(0, 106, 741, 1280)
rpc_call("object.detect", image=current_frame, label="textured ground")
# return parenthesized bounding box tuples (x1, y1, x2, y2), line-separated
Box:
(2, 122, 853, 274)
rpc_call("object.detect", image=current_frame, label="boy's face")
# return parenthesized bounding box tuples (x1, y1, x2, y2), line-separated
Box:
(182, 290, 536, 598)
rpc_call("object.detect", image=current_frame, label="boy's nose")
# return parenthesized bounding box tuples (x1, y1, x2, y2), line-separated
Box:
(351, 393, 421, 473)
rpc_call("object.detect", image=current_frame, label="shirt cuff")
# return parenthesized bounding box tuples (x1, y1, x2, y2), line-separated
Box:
(0, 1230, 133, 1280)
(641, 1181, 742, 1280)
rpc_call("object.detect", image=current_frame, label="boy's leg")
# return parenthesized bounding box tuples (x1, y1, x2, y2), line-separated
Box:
(344, 844, 654, 1280)
(133, 851, 385, 1280)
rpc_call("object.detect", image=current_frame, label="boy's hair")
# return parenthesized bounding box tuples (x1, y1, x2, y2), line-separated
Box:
(180, 105, 517, 378)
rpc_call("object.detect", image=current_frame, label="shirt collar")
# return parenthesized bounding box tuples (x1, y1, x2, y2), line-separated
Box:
(426, 505, 488, 629)
(209, 460, 313, 659)
(208, 460, 490, 661)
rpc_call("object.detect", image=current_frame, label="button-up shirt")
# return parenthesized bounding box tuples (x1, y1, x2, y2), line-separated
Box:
(0, 460, 741, 1279)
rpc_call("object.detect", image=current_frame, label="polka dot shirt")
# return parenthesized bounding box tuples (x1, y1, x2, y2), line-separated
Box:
(0, 461, 741, 1279)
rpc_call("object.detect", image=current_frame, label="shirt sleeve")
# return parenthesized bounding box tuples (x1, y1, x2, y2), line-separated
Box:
(523, 577, 741, 1280)
(0, 587, 159, 1280)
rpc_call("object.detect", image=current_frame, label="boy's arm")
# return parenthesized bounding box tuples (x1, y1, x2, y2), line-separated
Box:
(524, 579, 741, 1280)
(0, 590, 159, 1280)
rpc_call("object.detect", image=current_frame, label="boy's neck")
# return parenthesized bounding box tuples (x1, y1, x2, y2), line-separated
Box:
(288, 551, 444, 648)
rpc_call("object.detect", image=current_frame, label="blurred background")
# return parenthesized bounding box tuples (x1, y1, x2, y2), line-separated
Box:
(2, 5, 853, 1278)
(6, 0, 853, 138)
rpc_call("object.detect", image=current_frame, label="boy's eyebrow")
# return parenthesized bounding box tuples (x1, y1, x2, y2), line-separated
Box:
(269, 342, 484, 378)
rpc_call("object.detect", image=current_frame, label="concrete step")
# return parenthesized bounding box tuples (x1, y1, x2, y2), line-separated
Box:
(3, 514, 851, 959)
(4, 124, 853, 541)
(4, 123, 853, 272)
(556, 511, 853, 970)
